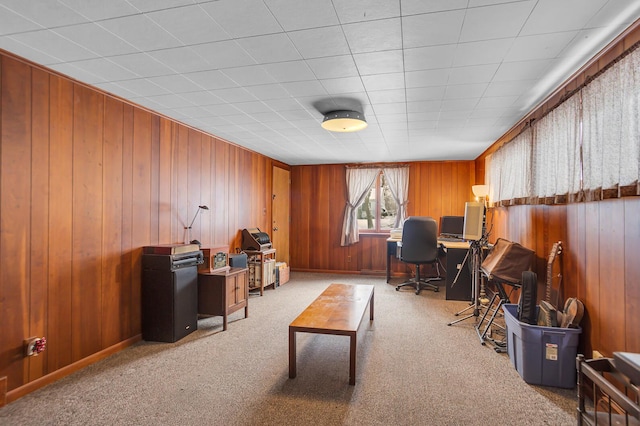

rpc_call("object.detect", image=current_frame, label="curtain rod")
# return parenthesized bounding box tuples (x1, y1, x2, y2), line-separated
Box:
(345, 163, 409, 169)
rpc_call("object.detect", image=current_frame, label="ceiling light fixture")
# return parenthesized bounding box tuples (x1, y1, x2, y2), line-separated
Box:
(321, 110, 368, 132)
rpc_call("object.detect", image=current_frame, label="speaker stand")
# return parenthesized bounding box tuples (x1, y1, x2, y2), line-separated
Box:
(447, 239, 486, 326)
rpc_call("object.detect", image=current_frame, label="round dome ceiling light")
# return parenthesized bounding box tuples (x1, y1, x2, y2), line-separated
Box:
(321, 110, 368, 132)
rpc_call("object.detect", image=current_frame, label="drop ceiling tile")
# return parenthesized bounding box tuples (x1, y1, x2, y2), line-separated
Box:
(262, 98, 304, 111)
(126, 0, 194, 12)
(332, 0, 399, 23)
(408, 113, 439, 124)
(115, 78, 170, 97)
(343, 18, 402, 53)
(98, 15, 182, 51)
(171, 106, 216, 119)
(493, 59, 554, 81)
(485, 80, 538, 97)
(402, 10, 465, 48)
(368, 89, 405, 104)
(282, 81, 328, 97)
(460, 1, 535, 43)
(405, 69, 450, 88)
(504, 32, 578, 62)
(441, 98, 480, 111)
(265, 0, 339, 30)
(54, 23, 138, 57)
(186, 70, 238, 90)
(452, 38, 514, 67)
(224, 114, 259, 125)
(210, 87, 257, 103)
(107, 53, 174, 77)
(220, 65, 276, 87)
(320, 77, 365, 94)
(468, 0, 522, 7)
(362, 73, 404, 91)
(404, 45, 455, 71)
(475, 95, 519, 109)
(288, 26, 350, 59)
(202, 104, 242, 116)
(243, 83, 291, 100)
(148, 75, 203, 93)
(48, 62, 106, 84)
(1, 0, 87, 27)
(306, 55, 359, 79)
(406, 86, 445, 102)
(448, 64, 499, 84)
(444, 83, 487, 99)
(146, 5, 230, 45)
(263, 61, 316, 83)
(178, 91, 225, 106)
(520, 0, 608, 36)
(401, 0, 468, 15)
(586, 0, 640, 27)
(93, 82, 139, 99)
(58, 0, 139, 20)
(0, 5, 42, 35)
(353, 50, 404, 75)
(236, 33, 301, 63)
(232, 101, 273, 114)
(191, 40, 257, 69)
(10, 30, 98, 62)
(199, 0, 282, 38)
(406, 100, 441, 113)
(278, 109, 317, 121)
(148, 47, 210, 73)
(0, 36, 60, 65)
(250, 111, 284, 122)
(68, 58, 139, 82)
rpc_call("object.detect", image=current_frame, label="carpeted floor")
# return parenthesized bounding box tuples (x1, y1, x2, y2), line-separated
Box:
(0, 272, 578, 425)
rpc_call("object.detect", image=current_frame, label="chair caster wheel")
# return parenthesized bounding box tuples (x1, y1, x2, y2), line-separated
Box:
(395, 287, 399, 291)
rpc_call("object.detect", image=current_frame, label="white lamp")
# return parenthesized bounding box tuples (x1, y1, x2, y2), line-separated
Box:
(472, 185, 489, 206)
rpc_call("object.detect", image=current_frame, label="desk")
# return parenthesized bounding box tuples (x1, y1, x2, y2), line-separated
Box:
(289, 283, 374, 385)
(386, 237, 469, 280)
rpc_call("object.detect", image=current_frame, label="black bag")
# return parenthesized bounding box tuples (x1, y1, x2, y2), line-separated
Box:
(517, 271, 538, 325)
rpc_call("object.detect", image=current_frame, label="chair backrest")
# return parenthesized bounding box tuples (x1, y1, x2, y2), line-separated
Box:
(400, 216, 439, 264)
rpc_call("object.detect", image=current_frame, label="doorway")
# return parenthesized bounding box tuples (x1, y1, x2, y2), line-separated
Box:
(272, 166, 290, 265)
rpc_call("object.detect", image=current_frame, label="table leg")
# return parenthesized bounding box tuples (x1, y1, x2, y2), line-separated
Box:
(289, 327, 297, 379)
(370, 290, 374, 321)
(349, 332, 356, 385)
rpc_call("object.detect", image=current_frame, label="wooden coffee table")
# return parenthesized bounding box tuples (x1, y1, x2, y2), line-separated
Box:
(289, 283, 375, 385)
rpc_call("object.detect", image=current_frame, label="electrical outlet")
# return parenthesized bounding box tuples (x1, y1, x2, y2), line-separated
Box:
(347, 255, 351, 262)
(592, 350, 604, 359)
(24, 337, 38, 357)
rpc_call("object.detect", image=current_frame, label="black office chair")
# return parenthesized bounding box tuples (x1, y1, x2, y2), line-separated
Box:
(396, 216, 443, 295)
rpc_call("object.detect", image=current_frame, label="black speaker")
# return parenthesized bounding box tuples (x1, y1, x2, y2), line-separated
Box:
(229, 252, 248, 268)
(141, 264, 198, 343)
(446, 247, 472, 301)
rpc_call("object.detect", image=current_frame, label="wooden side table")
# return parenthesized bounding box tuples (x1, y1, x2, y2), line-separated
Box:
(197, 267, 248, 331)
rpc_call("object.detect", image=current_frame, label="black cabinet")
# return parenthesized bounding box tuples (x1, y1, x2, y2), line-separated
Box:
(141, 259, 198, 343)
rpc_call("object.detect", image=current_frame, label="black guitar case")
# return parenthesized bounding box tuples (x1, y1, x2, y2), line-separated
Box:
(517, 271, 538, 325)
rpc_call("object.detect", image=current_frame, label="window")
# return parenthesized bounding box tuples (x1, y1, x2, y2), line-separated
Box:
(357, 172, 398, 232)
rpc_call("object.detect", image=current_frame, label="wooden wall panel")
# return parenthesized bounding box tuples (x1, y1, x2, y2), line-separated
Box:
(624, 198, 640, 353)
(101, 97, 124, 348)
(47, 74, 74, 371)
(0, 50, 279, 400)
(1, 57, 32, 390)
(71, 84, 104, 361)
(29, 68, 50, 382)
(290, 161, 474, 273)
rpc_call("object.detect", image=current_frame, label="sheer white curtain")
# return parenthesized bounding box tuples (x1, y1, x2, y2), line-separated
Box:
(582, 47, 640, 198)
(532, 94, 581, 200)
(487, 128, 532, 205)
(341, 168, 380, 246)
(382, 166, 409, 228)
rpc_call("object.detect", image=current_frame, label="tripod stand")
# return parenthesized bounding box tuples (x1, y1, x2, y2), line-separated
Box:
(447, 237, 487, 326)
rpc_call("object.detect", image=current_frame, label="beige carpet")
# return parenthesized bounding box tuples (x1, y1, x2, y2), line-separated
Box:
(0, 272, 577, 425)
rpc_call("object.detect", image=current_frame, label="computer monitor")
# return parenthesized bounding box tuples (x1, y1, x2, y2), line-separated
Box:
(463, 202, 485, 241)
(439, 216, 464, 238)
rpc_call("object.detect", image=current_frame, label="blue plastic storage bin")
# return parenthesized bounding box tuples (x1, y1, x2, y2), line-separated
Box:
(502, 304, 581, 388)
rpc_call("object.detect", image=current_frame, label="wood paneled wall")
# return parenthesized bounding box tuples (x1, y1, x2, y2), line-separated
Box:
(484, 200, 640, 357)
(290, 161, 475, 273)
(0, 52, 276, 401)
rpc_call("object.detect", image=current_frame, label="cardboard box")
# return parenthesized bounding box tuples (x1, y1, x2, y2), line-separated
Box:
(276, 262, 290, 285)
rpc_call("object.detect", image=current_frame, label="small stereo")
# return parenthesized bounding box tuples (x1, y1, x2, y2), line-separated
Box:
(199, 246, 230, 273)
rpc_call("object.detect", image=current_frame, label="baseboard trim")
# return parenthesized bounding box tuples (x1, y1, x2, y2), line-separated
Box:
(6, 335, 141, 405)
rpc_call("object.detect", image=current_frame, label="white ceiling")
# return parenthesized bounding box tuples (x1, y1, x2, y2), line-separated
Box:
(1, 0, 639, 165)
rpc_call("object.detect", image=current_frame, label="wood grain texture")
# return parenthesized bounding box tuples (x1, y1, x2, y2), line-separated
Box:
(0, 50, 278, 400)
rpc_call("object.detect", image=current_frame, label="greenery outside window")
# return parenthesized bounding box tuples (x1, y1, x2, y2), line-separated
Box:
(357, 172, 398, 232)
